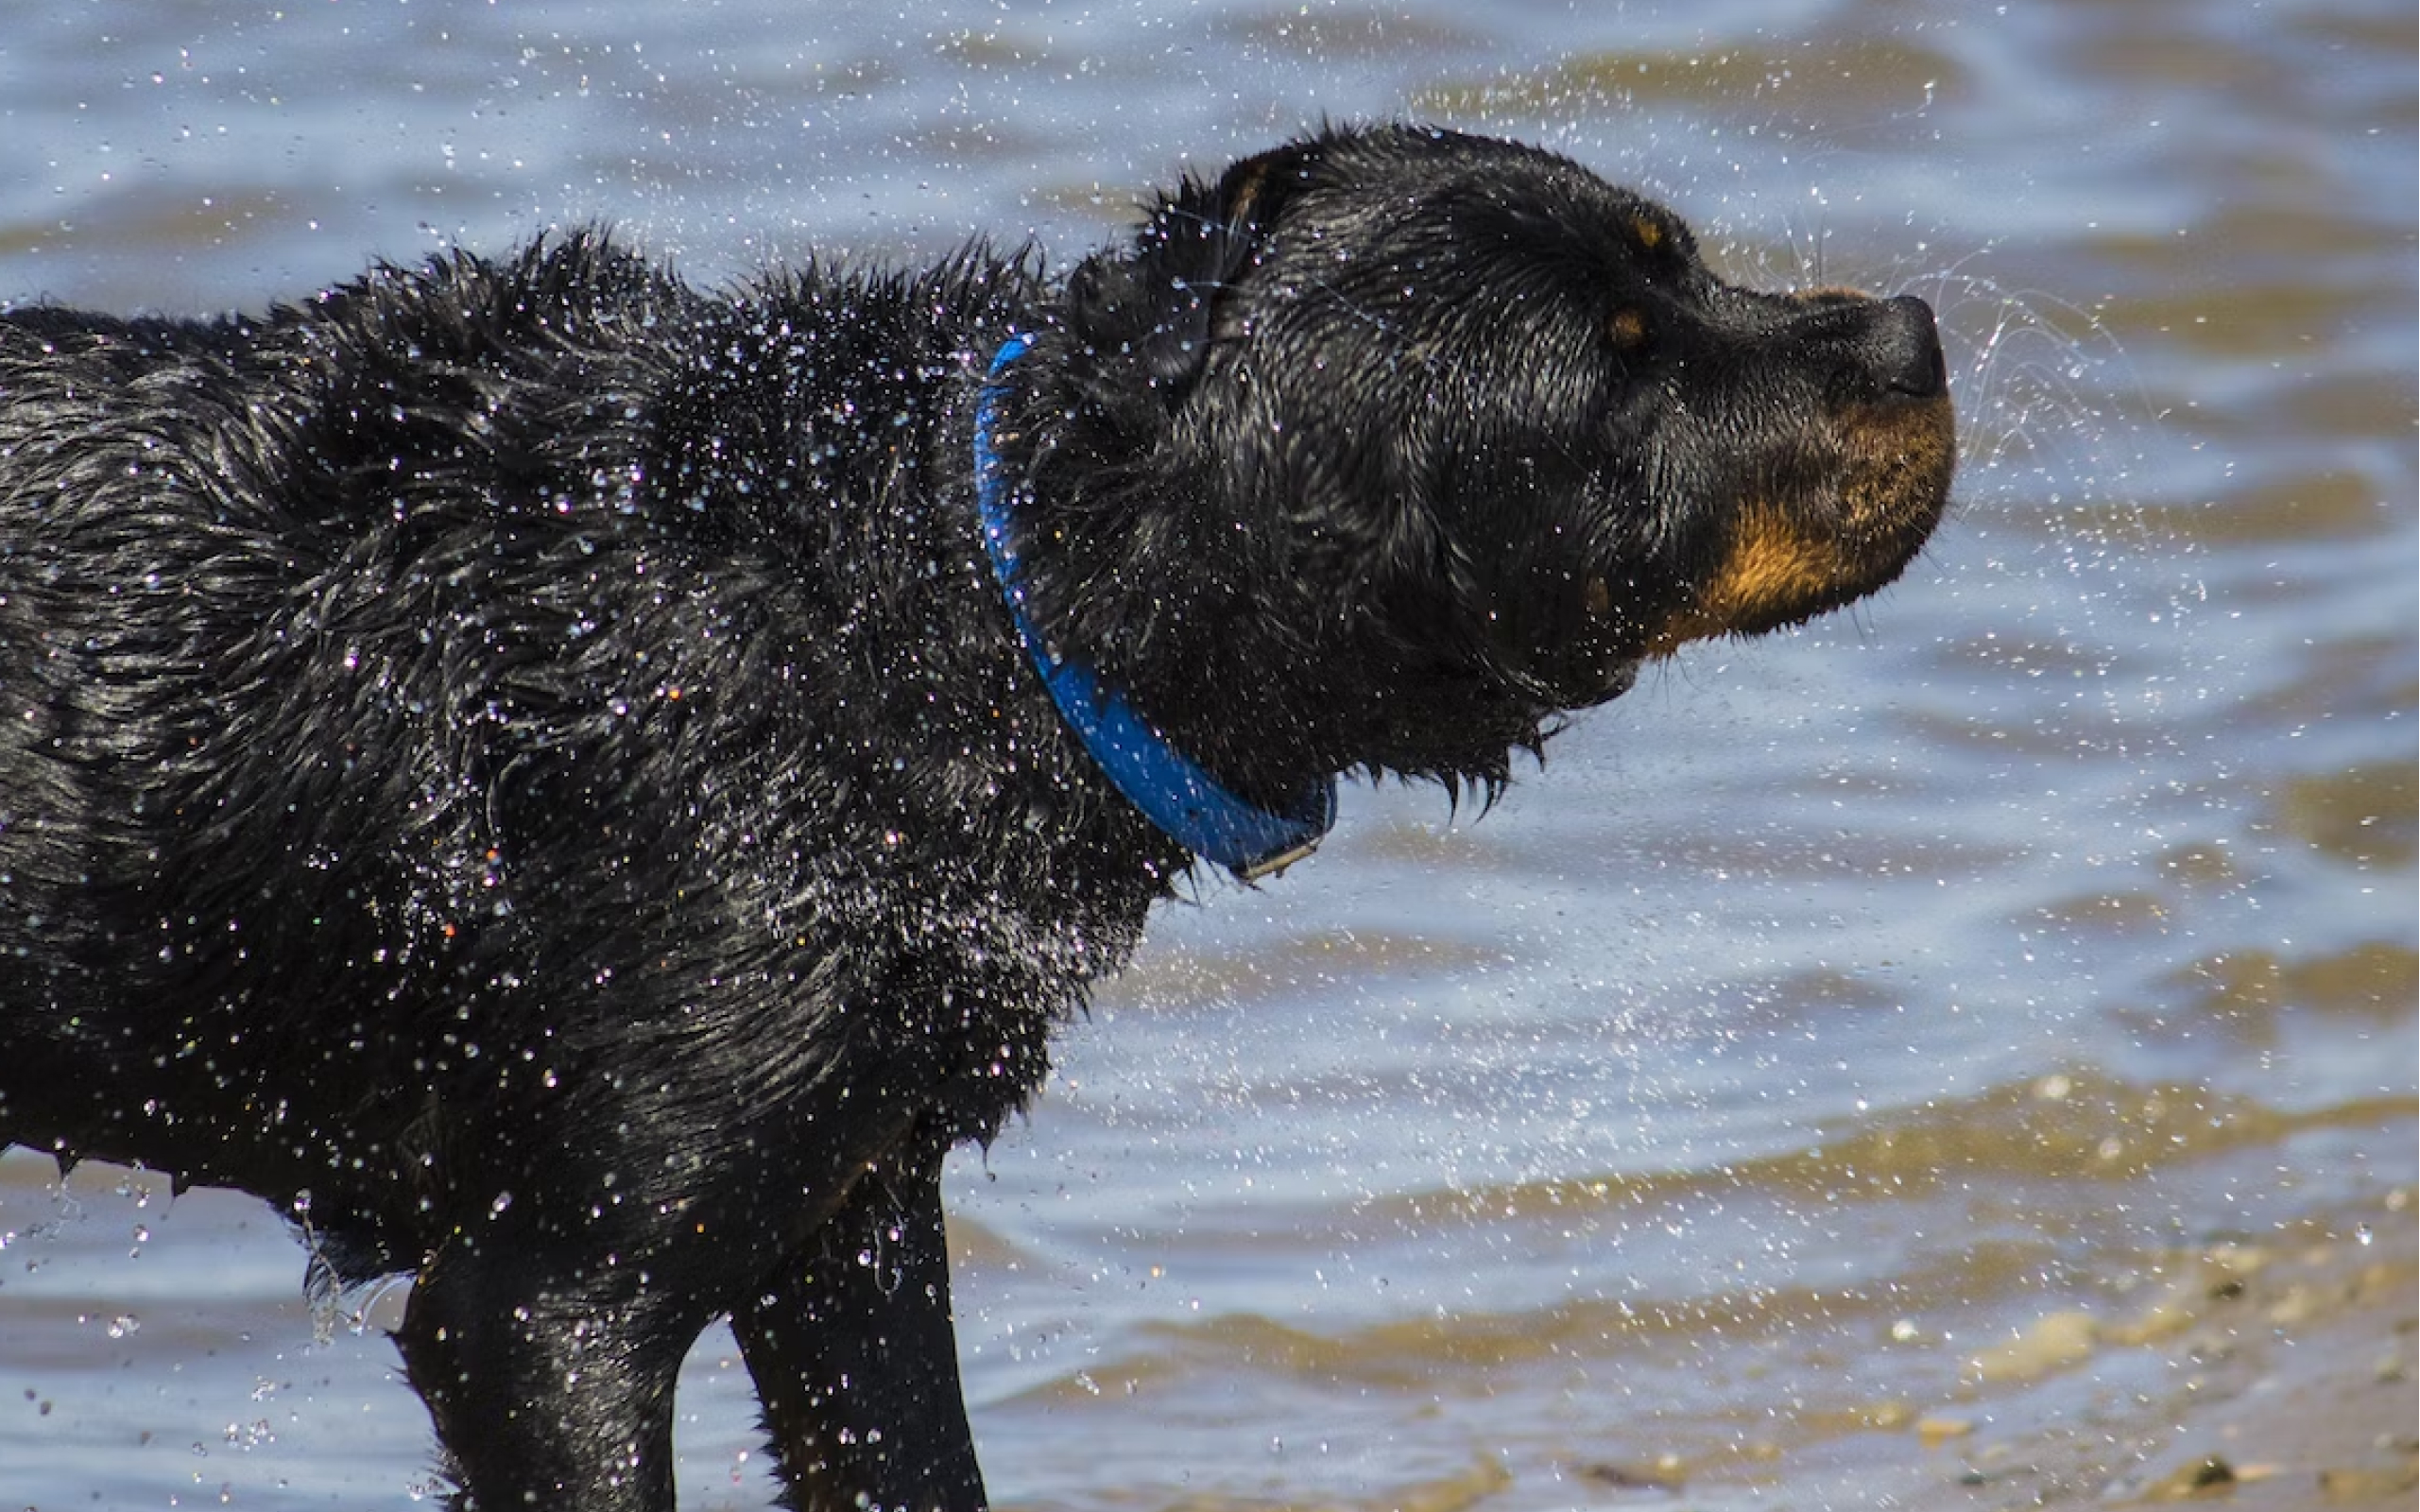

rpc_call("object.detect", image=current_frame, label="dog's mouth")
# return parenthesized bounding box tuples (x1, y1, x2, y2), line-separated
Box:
(1499, 401, 1953, 706)
(1645, 400, 1954, 654)
(1646, 294, 1957, 655)
(1409, 290, 1955, 717)
(1481, 291, 1954, 707)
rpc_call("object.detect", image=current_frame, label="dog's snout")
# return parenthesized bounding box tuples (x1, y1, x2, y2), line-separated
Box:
(1857, 294, 1948, 400)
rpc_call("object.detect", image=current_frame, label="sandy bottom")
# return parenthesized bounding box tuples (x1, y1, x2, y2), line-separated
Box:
(1927, 1203, 2416, 1511)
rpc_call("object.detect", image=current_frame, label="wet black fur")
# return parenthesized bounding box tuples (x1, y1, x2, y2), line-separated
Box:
(0, 125, 1949, 1508)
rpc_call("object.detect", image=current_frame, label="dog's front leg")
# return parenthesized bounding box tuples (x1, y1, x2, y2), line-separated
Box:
(396, 1236, 700, 1511)
(736, 1158, 987, 1512)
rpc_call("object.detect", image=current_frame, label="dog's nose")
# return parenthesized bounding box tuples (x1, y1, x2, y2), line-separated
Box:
(1856, 294, 1948, 400)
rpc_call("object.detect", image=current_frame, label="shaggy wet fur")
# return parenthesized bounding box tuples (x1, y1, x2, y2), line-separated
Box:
(0, 125, 1953, 1509)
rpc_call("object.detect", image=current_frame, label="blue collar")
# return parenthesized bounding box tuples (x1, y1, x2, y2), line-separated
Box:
(973, 333, 1336, 880)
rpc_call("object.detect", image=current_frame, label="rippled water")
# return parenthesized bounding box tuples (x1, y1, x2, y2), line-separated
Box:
(1, 1, 2411, 1507)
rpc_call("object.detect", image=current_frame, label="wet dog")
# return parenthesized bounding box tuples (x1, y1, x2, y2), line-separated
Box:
(0, 124, 1952, 1508)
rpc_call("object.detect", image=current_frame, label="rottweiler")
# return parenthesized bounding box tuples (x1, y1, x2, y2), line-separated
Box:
(0, 124, 1952, 1509)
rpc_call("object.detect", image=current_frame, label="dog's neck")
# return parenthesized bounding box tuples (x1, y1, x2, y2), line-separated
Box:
(973, 334, 1335, 881)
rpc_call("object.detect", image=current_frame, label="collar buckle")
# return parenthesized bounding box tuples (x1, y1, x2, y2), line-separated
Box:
(1234, 835, 1323, 883)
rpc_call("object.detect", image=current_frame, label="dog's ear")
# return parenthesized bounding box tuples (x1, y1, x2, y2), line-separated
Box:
(1066, 139, 1325, 400)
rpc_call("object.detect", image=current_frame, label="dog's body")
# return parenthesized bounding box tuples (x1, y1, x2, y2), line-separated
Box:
(0, 126, 1951, 1509)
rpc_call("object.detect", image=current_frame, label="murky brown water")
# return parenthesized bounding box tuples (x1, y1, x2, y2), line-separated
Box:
(1, 1, 2412, 1507)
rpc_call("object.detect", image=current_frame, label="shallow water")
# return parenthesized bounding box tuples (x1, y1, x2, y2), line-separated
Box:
(0, 1, 2411, 1507)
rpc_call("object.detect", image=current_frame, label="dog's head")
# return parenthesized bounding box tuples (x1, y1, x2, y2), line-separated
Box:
(1034, 124, 1953, 790)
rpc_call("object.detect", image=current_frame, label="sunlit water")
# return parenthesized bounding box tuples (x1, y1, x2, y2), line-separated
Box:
(1, 1, 2411, 1507)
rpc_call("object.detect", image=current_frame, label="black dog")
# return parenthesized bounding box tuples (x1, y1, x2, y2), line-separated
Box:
(0, 124, 1951, 1508)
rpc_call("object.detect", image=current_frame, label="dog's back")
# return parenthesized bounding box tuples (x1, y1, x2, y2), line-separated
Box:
(0, 238, 1111, 1246)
